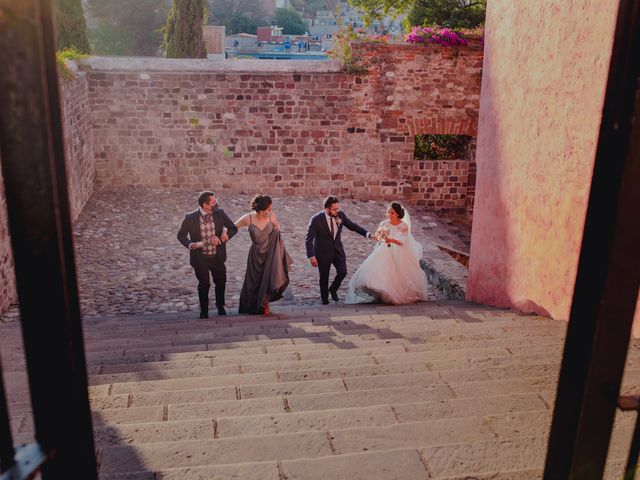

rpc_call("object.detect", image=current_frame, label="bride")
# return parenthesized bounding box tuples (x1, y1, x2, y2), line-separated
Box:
(345, 202, 430, 305)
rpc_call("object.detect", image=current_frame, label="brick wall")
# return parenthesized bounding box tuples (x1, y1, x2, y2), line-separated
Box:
(63, 70, 96, 221)
(85, 43, 482, 213)
(0, 70, 94, 314)
(411, 160, 470, 214)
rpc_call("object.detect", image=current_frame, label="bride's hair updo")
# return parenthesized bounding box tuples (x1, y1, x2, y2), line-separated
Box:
(389, 202, 405, 219)
(251, 194, 272, 212)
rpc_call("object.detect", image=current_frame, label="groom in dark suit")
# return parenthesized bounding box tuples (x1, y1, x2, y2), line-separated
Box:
(178, 191, 238, 318)
(305, 196, 374, 304)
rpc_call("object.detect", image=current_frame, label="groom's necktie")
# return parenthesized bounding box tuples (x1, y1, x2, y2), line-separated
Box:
(330, 217, 336, 240)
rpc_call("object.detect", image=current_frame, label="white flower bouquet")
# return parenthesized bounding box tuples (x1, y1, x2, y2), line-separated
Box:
(374, 225, 392, 247)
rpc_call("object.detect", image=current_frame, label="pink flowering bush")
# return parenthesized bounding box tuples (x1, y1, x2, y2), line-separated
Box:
(405, 26, 469, 46)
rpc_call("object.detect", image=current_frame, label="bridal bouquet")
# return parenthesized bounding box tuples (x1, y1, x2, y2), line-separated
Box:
(374, 225, 392, 247)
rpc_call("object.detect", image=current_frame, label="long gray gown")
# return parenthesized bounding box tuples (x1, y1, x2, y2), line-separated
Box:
(238, 220, 293, 314)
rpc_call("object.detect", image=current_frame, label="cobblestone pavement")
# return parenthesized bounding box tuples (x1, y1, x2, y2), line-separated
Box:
(71, 187, 471, 317)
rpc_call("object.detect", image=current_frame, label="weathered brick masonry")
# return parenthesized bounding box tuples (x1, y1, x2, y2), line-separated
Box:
(86, 43, 482, 213)
(0, 71, 94, 313)
(1, 43, 481, 313)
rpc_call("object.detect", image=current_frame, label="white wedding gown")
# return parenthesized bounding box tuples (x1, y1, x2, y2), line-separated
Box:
(345, 218, 430, 305)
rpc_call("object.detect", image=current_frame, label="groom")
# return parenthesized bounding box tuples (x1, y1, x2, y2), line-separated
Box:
(178, 191, 238, 318)
(305, 196, 374, 304)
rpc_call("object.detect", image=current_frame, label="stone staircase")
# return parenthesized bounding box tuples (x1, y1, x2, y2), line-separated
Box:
(3, 301, 640, 479)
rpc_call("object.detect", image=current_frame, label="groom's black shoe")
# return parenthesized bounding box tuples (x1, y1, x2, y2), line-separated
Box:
(321, 299, 329, 305)
(217, 307, 227, 316)
(329, 288, 339, 302)
(199, 311, 208, 319)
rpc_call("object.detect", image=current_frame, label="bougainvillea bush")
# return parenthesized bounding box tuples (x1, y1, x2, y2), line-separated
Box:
(405, 26, 473, 46)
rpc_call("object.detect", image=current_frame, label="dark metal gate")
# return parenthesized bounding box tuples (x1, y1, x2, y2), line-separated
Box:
(0, 1, 638, 479)
(0, 0, 97, 478)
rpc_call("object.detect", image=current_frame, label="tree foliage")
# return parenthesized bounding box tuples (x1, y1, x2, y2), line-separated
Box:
(208, 0, 269, 35)
(275, 8, 307, 35)
(408, 0, 486, 29)
(55, 0, 90, 53)
(86, 0, 169, 56)
(348, 0, 485, 29)
(347, 0, 413, 23)
(414, 134, 472, 160)
(164, 0, 208, 58)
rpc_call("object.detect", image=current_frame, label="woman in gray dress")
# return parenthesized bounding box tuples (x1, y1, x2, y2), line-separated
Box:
(235, 195, 293, 315)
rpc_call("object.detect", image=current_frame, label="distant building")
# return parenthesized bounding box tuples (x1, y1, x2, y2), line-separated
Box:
(309, 10, 338, 37)
(203, 25, 226, 59)
(226, 33, 258, 51)
(257, 25, 284, 43)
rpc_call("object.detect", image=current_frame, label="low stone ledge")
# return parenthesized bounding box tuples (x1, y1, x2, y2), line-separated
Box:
(79, 56, 343, 74)
(421, 244, 468, 301)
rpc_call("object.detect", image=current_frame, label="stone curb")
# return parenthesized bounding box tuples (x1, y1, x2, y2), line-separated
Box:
(421, 250, 468, 301)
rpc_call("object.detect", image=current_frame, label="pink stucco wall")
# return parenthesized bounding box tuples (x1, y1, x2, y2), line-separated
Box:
(467, 1, 640, 325)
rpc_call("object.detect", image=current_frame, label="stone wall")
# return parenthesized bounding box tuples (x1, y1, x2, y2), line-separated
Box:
(0, 70, 94, 314)
(62, 70, 96, 221)
(83, 43, 482, 214)
(467, 1, 629, 322)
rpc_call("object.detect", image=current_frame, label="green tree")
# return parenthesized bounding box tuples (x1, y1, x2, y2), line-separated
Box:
(347, 0, 413, 23)
(407, 0, 486, 28)
(275, 8, 307, 35)
(164, 0, 208, 58)
(208, 0, 269, 35)
(55, 0, 90, 53)
(348, 0, 485, 28)
(86, 0, 169, 56)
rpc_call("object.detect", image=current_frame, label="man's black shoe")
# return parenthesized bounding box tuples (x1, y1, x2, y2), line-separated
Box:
(218, 307, 227, 316)
(322, 300, 329, 305)
(199, 312, 208, 319)
(329, 289, 339, 302)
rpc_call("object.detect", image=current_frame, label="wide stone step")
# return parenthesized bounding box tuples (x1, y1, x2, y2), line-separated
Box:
(83, 302, 472, 329)
(78, 318, 562, 349)
(77, 324, 561, 354)
(100, 461, 279, 480)
(87, 370, 561, 415)
(81, 339, 514, 369)
(81, 336, 562, 369)
(93, 367, 552, 399)
(83, 337, 422, 361)
(88, 397, 553, 450)
(98, 430, 334, 475)
(97, 417, 495, 475)
(87, 347, 563, 386)
(79, 314, 559, 344)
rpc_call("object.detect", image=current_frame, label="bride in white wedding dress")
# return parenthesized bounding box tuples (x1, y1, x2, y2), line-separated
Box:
(345, 202, 430, 305)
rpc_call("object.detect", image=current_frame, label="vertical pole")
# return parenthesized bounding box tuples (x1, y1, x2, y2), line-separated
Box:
(543, 0, 640, 478)
(0, 1, 97, 478)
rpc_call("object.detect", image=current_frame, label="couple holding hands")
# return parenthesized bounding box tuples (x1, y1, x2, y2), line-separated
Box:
(178, 192, 430, 318)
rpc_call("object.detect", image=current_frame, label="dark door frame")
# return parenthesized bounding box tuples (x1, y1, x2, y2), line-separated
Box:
(543, 0, 640, 478)
(0, 0, 97, 478)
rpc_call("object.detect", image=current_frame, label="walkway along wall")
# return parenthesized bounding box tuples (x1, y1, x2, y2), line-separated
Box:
(83, 43, 481, 215)
(0, 71, 95, 314)
(467, 0, 640, 329)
